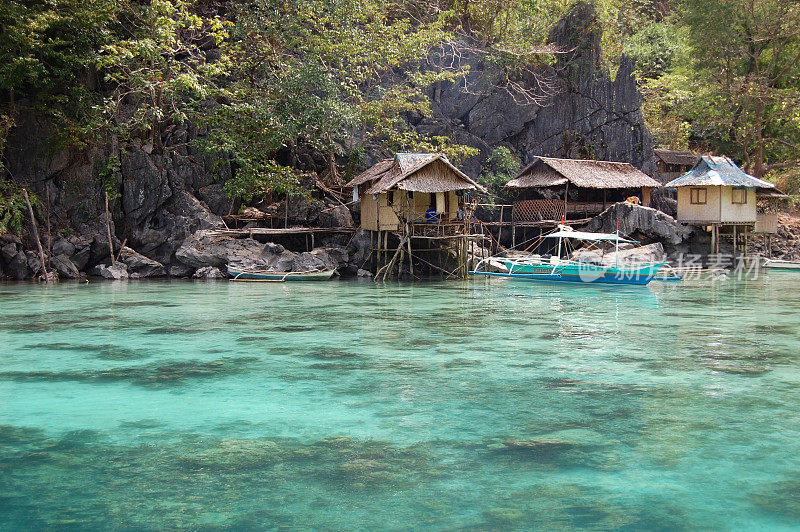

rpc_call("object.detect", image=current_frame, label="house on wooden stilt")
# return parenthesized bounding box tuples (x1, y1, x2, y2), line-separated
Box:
(665, 156, 786, 257)
(504, 157, 661, 247)
(346, 153, 487, 279)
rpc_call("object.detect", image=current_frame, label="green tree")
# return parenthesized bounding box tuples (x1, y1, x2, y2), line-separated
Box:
(97, 0, 228, 154)
(201, 0, 475, 203)
(676, 0, 800, 176)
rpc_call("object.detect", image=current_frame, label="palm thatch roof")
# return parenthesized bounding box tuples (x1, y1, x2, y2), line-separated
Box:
(346, 153, 486, 194)
(506, 157, 661, 189)
(654, 149, 699, 166)
(665, 156, 776, 189)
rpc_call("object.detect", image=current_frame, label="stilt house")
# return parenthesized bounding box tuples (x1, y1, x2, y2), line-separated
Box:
(654, 149, 699, 184)
(347, 153, 486, 236)
(665, 156, 784, 254)
(505, 157, 661, 224)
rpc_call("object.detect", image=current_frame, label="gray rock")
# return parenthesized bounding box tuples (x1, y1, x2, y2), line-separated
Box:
(357, 268, 373, 278)
(90, 263, 130, 280)
(291, 251, 329, 272)
(26, 251, 43, 276)
(6, 251, 29, 280)
(586, 203, 692, 248)
(347, 229, 374, 270)
(176, 231, 265, 268)
(572, 242, 665, 266)
(319, 204, 354, 228)
(121, 147, 172, 225)
(1, 243, 17, 263)
(51, 254, 81, 279)
(0, 233, 22, 245)
(51, 237, 76, 257)
(193, 266, 226, 279)
(168, 264, 194, 278)
(118, 247, 167, 278)
(263, 242, 285, 255)
(197, 183, 233, 216)
(312, 246, 347, 269)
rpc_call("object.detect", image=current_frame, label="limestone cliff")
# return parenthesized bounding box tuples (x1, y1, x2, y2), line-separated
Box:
(0, 2, 658, 280)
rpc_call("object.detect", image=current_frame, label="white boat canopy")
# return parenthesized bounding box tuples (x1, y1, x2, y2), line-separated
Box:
(544, 230, 638, 243)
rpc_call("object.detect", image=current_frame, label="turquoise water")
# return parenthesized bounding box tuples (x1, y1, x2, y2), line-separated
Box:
(1, 276, 799, 529)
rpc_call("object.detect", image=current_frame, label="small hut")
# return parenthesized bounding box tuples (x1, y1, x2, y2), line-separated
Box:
(506, 157, 661, 224)
(347, 153, 486, 235)
(654, 149, 699, 184)
(346, 153, 487, 278)
(665, 156, 784, 254)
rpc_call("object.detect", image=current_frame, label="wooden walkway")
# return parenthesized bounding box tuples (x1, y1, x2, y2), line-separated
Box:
(206, 227, 357, 238)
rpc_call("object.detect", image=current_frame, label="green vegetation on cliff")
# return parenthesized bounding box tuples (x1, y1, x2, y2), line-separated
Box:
(1, 0, 799, 213)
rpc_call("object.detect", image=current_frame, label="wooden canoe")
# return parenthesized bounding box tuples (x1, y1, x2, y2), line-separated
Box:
(228, 266, 335, 281)
(762, 259, 800, 270)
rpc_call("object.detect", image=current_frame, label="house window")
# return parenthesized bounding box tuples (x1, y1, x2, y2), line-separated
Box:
(388, 191, 395, 206)
(732, 187, 747, 204)
(690, 188, 707, 205)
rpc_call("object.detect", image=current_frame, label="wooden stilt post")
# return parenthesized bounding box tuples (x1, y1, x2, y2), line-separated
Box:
(512, 221, 517, 248)
(104, 191, 115, 265)
(22, 189, 50, 281)
(733, 225, 738, 259)
(407, 229, 413, 277)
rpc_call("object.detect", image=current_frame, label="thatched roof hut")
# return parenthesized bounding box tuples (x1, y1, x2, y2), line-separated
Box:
(506, 157, 660, 223)
(346, 153, 484, 233)
(347, 153, 485, 194)
(506, 156, 661, 190)
(654, 149, 699, 167)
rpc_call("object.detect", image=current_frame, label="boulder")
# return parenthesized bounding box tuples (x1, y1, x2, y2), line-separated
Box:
(312, 246, 348, 269)
(5, 250, 29, 279)
(51, 254, 81, 279)
(346, 229, 374, 270)
(572, 242, 665, 265)
(26, 251, 43, 277)
(51, 237, 76, 258)
(319, 204, 354, 228)
(90, 262, 129, 280)
(175, 231, 265, 268)
(357, 268, 373, 278)
(291, 251, 331, 272)
(0, 233, 22, 245)
(66, 235, 93, 270)
(168, 264, 195, 278)
(1, 243, 17, 263)
(118, 247, 167, 278)
(193, 266, 226, 279)
(585, 203, 692, 247)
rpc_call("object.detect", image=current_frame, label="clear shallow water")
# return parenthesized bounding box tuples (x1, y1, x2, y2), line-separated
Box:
(0, 276, 799, 530)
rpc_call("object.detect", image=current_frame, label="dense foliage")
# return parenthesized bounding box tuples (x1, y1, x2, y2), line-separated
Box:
(0, 0, 798, 213)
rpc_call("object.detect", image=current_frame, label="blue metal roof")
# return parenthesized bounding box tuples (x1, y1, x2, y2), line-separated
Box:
(664, 156, 775, 188)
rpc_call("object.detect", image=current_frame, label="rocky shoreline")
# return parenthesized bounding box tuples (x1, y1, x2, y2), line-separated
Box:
(4, 202, 799, 282)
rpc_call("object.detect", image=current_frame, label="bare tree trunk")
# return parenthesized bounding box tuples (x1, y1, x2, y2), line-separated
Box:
(105, 191, 115, 265)
(22, 188, 50, 282)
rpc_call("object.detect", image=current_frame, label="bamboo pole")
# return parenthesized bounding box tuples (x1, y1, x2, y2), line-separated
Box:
(22, 189, 50, 281)
(105, 191, 115, 265)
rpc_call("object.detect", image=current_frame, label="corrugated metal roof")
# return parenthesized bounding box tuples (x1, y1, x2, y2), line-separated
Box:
(506, 157, 661, 189)
(346, 153, 487, 194)
(664, 156, 776, 188)
(654, 149, 699, 166)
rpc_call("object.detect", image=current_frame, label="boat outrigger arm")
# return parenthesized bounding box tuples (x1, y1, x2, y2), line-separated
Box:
(470, 225, 666, 286)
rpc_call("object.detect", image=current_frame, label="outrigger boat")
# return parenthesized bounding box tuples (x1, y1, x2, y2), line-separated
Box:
(228, 266, 335, 281)
(762, 259, 800, 270)
(470, 225, 666, 286)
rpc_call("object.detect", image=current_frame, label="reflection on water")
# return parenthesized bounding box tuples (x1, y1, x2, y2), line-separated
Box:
(1, 277, 799, 529)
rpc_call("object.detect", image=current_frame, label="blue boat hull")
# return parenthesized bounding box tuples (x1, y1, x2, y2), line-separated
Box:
(470, 261, 664, 286)
(469, 270, 657, 285)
